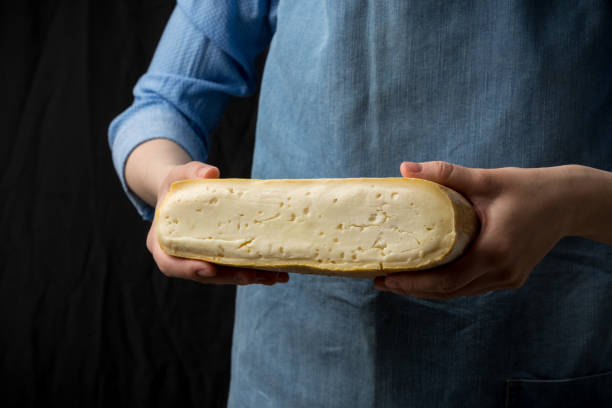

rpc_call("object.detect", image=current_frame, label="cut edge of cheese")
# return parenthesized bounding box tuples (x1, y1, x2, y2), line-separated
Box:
(155, 178, 479, 278)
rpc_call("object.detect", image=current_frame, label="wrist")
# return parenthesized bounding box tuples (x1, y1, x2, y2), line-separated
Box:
(152, 163, 179, 202)
(531, 166, 576, 241)
(560, 165, 612, 243)
(553, 165, 583, 239)
(125, 139, 192, 207)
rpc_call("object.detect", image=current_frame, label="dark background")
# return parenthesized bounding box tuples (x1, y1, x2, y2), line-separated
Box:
(1, 1, 260, 406)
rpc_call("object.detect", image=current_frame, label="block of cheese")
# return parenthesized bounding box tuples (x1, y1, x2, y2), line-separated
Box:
(156, 178, 478, 278)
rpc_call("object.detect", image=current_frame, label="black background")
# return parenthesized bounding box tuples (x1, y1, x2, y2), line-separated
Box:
(1, 1, 260, 406)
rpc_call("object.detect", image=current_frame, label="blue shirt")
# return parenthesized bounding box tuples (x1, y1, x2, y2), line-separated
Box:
(109, 1, 612, 406)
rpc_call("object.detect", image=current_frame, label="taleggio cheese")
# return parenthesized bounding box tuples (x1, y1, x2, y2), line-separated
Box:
(156, 178, 478, 278)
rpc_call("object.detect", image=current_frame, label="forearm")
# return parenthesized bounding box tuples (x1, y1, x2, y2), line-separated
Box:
(125, 139, 192, 207)
(562, 165, 612, 245)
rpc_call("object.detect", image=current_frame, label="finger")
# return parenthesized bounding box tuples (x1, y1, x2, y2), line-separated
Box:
(387, 272, 524, 299)
(152, 240, 289, 285)
(196, 266, 290, 285)
(147, 221, 233, 280)
(156, 162, 221, 213)
(400, 161, 489, 196)
(150, 240, 219, 280)
(375, 248, 526, 299)
(439, 267, 527, 298)
(154, 246, 290, 285)
(374, 232, 492, 295)
(374, 276, 469, 300)
(381, 257, 483, 295)
(195, 162, 220, 179)
(174, 161, 220, 180)
(373, 277, 389, 291)
(193, 266, 258, 285)
(149, 223, 289, 285)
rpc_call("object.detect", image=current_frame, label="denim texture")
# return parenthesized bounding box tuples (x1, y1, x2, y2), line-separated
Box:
(108, 1, 612, 406)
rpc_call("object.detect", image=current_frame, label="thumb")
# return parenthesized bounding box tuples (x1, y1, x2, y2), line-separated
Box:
(179, 161, 220, 180)
(159, 162, 219, 202)
(196, 163, 220, 179)
(400, 161, 481, 195)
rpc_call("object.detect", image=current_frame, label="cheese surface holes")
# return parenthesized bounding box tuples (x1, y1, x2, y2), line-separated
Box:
(156, 178, 478, 278)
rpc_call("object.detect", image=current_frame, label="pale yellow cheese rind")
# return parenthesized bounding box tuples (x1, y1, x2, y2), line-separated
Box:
(155, 178, 478, 278)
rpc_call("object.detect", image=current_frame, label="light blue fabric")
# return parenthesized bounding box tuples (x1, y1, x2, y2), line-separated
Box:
(109, 1, 612, 406)
(108, 1, 275, 219)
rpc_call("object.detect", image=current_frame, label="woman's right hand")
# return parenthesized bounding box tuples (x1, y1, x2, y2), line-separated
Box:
(146, 161, 290, 286)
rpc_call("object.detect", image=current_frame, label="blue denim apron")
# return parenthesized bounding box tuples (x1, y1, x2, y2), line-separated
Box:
(229, 1, 612, 406)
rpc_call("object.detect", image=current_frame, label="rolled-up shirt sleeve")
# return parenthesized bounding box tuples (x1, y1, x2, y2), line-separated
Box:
(108, 0, 276, 220)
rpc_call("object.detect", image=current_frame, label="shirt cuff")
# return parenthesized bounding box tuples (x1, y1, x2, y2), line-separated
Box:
(109, 104, 207, 221)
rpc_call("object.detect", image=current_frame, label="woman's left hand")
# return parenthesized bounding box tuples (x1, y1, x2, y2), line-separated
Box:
(374, 161, 579, 299)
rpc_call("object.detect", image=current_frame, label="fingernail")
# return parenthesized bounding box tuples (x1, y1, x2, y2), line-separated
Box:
(197, 167, 211, 178)
(403, 162, 422, 173)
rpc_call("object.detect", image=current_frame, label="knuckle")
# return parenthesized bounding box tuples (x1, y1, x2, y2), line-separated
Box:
(153, 254, 176, 278)
(409, 277, 430, 293)
(185, 161, 218, 179)
(473, 170, 492, 191)
(185, 161, 203, 177)
(185, 160, 201, 169)
(396, 278, 413, 292)
(191, 267, 206, 279)
(432, 161, 455, 182)
(156, 262, 172, 277)
(388, 279, 413, 294)
(169, 162, 199, 180)
(147, 229, 160, 254)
